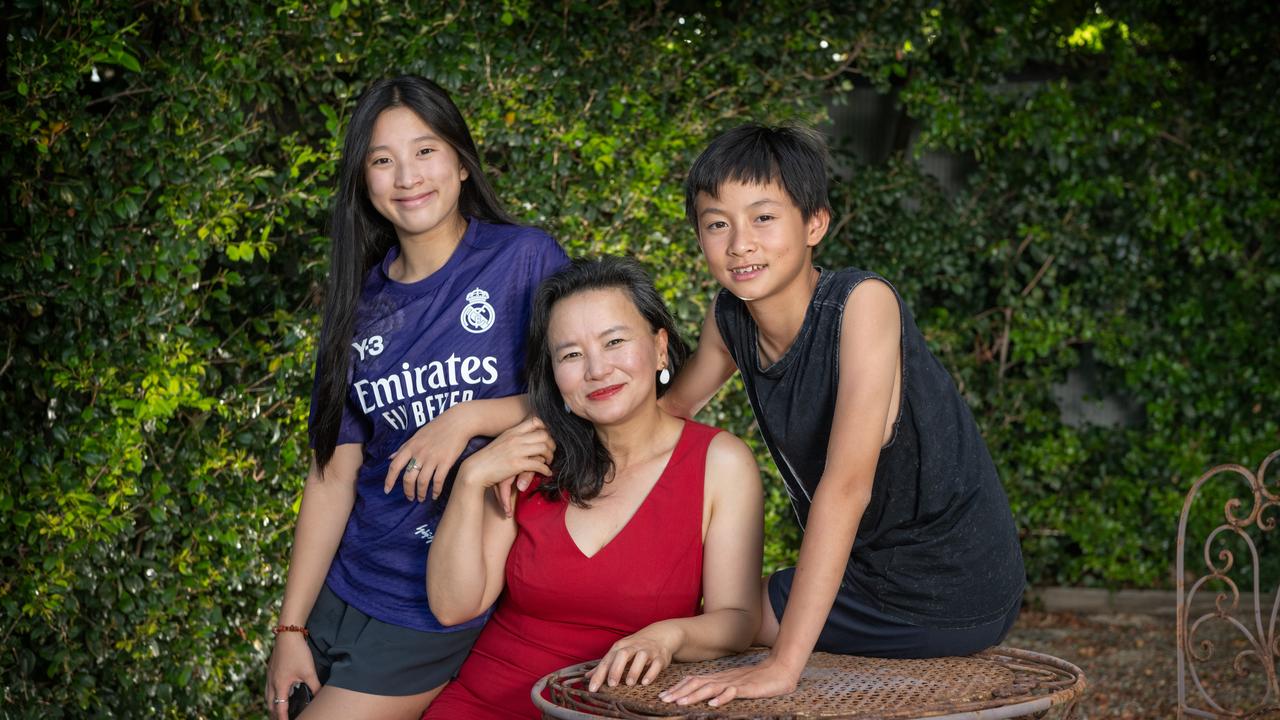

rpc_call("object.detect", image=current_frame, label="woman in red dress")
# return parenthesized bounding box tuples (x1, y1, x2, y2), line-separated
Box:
(421, 257, 764, 718)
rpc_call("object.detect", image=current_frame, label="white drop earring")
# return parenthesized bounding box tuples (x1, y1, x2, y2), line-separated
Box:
(658, 367, 671, 385)
(564, 400, 572, 413)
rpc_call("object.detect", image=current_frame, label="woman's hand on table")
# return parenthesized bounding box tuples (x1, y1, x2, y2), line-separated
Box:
(587, 623, 682, 692)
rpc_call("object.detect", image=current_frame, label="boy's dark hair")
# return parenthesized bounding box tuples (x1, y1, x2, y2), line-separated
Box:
(683, 123, 832, 231)
(525, 256, 690, 507)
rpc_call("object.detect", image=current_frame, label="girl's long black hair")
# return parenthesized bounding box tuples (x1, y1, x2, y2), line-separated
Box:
(312, 76, 516, 471)
(525, 257, 691, 506)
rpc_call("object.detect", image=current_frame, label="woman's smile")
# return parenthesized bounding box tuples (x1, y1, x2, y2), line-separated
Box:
(587, 384, 625, 401)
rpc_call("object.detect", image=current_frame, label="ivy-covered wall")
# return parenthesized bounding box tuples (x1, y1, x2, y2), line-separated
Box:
(3, 1, 1277, 716)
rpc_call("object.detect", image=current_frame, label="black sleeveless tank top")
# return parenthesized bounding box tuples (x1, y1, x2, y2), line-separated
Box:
(715, 268, 1024, 627)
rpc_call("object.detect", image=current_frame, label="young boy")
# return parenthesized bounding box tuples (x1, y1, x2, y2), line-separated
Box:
(656, 124, 1025, 708)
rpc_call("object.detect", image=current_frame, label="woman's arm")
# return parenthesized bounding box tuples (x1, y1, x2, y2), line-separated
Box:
(658, 297, 737, 419)
(426, 417, 553, 626)
(264, 443, 362, 717)
(384, 394, 531, 501)
(588, 431, 764, 691)
(670, 431, 764, 658)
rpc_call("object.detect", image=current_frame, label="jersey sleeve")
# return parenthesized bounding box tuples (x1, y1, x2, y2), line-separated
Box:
(335, 388, 372, 445)
(307, 354, 372, 448)
(525, 228, 570, 282)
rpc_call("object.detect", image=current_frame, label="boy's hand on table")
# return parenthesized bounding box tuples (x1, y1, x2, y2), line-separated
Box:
(658, 654, 801, 708)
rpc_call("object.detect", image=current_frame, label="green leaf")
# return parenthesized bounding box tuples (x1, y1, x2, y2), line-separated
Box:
(115, 51, 142, 73)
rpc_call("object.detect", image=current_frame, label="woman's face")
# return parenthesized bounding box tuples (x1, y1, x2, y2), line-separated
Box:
(364, 106, 468, 242)
(547, 288, 668, 428)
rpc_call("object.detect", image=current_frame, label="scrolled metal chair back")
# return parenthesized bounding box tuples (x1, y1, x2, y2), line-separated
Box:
(1176, 449, 1280, 718)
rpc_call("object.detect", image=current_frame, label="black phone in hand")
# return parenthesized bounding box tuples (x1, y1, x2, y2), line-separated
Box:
(287, 682, 312, 720)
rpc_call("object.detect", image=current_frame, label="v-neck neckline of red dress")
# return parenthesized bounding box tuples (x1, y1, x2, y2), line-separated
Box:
(562, 419, 692, 560)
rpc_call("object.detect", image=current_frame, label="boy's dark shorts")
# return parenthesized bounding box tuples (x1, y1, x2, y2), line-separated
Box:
(305, 584, 482, 696)
(767, 568, 1020, 659)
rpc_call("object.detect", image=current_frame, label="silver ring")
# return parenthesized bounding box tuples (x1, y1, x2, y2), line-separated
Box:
(405, 458, 419, 472)
(272, 697, 287, 704)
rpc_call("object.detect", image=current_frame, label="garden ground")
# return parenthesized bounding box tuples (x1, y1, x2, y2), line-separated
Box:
(1006, 609, 1267, 718)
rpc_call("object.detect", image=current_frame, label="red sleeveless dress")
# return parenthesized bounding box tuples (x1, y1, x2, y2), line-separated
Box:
(423, 420, 718, 719)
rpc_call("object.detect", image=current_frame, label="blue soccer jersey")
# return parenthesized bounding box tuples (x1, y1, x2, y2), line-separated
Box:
(316, 218, 568, 632)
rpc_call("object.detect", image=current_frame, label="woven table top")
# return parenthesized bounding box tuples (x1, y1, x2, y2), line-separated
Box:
(534, 646, 1086, 719)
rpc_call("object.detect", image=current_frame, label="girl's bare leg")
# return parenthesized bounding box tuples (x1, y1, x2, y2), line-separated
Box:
(298, 682, 445, 720)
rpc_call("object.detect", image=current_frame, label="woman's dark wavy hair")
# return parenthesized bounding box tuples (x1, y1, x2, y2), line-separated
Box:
(312, 76, 516, 471)
(526, 257, 691, 506)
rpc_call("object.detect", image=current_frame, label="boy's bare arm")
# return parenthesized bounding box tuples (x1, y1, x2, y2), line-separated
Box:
(659, 297, 737, 419)
(659, 279, 901, 707)
(768, 280, 900, 673)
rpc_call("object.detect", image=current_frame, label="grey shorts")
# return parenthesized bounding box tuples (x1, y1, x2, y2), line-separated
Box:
(305, 584, 482, 696)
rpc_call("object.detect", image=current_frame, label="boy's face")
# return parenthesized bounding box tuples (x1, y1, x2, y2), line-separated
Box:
(693, 180, 828, 303)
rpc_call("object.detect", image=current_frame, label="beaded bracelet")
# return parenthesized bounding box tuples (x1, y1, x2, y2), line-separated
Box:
(272, 624, 310, 637)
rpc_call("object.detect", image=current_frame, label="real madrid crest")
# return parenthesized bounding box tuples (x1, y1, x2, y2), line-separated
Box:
(460, 287, 495, 333)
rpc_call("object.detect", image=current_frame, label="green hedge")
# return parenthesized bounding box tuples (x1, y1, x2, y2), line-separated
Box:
(3, 1, 1277, 716)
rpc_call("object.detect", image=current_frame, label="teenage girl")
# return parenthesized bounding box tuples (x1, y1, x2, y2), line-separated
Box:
(264, 76, 567, 719)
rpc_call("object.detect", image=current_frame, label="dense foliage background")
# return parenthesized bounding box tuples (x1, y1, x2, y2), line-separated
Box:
(3, 0, 1277, 716)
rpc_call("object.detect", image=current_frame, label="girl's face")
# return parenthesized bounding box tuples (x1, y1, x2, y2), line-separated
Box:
(365, 106, 469, 242)
(548, 288, 668, 428)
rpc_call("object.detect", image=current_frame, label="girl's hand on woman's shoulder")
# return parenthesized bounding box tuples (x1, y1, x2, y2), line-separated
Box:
(588, 622, 683, 692)
(457, 417, 554, 491)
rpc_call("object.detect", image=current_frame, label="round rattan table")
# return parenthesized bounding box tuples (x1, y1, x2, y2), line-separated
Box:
(532, 647, 1086, 719)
